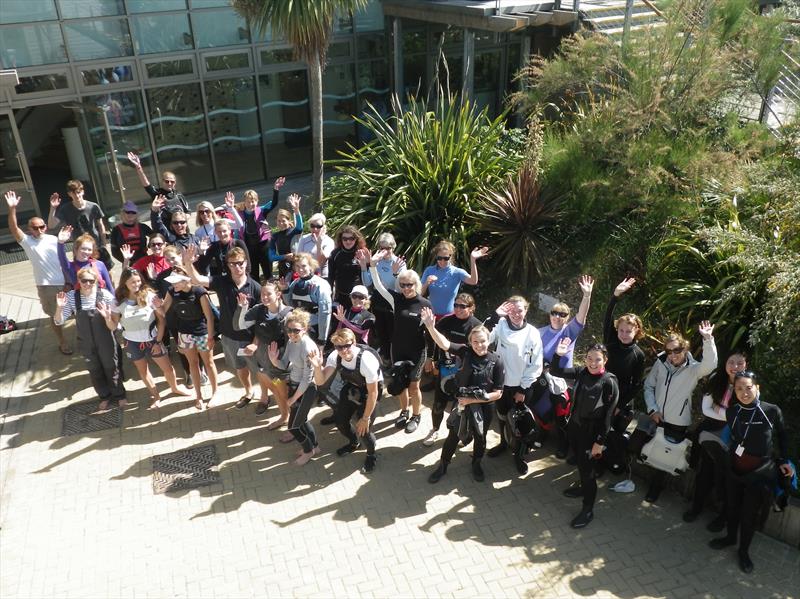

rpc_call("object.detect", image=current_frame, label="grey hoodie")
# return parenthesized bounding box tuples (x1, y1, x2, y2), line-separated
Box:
(643, 337, 717, 427)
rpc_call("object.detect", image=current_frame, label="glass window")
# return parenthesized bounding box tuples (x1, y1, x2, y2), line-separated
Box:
(357, 33, 385, 60)
(402, 26, 426, 55)
(333, 10, 352, 34)
(81, 64, 134, 87)
(58, 0, 124, 19)
(474, 50, 501, 116)
(328, 41, 351, 60)
(0, 23, 67, 68)
(356, 60, 389, 142)
(192, 8, 248, 48)
(131, 14, 193, 55)
(64, 18, 132, 61)
(322, 63, 355, 160)
(15, 72, 69, 94)
(127, 0, 186, 12)
(258, 71, 311, 177)
(403, 53, 426, 101)
(83, 90, 152, 209)
(0, 0, 57, 24)
(145, 58, 194, 78)
(205, 53, 249, 71)
(261, 48, 296, 66)
(355, 0, 384, 32)
(191, 0, 230, 7)
(205, 77, 265, 186)
(147, 83, 213, 193)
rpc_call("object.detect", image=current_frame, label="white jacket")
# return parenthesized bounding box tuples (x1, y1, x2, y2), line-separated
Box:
(488, 319, 543, 389)
(643, 337, 717, 427)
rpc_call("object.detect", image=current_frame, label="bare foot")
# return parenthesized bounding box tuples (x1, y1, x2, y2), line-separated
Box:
(206, 395, 217, 409)
(97, 400, 110, 411)
(147, 398, 161, 410)
(267, 418, 287, 431)
(279, 430, 295, 443)
(118, 399, 128, 408)
(172, 386, 192, 397)
(294, 450, 314, 466)
(194, 399, 205, 411)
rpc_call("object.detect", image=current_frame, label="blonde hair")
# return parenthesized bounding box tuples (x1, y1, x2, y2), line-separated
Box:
(397, 270, 422, 294)
(551, 302, 571, 316)
(243, 189, 259, 203)
(468, 325, 490, 343)
(195, 201, 217, 227)
(432, 240, 456, 260)
(286, 308, 310, 329)
(664, 332, 688, 351)
(277, 208, 292, 222)
(293, 252, 319, 272)
(330, 328, 356, 346)
(507, 295, 529, 309)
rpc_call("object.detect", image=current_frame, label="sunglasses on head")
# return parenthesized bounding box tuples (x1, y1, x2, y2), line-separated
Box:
(550, 310, 569, 318)
(436, 255, 450, 261)
(334, 343, 353, 351)
(286, 327, 303, 334)
(399, 282, 414, 289)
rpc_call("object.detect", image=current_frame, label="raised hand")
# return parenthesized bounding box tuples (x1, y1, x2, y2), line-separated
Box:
(120, 243, 134, 261)
(333, 304, 346, 322)
(307, 347, 323, 369)
(224, 191, 235, 208)
(579, 274, 594, 295)
(151, 194, 165, 211)
(236, 292, 249, 308)
(268, 341, 280, 362)
(49, 193, 61, 209)
(355, 248, 370, 268)
(4, 191, 20, 209)
(420, 306, 436, 327)
(146, 262, 157, 281)
(126, 152, 142, 169)
(95, 300, 111, 319)
(496, 301, 513, 318)
(56, 291, 67, 308)
(371, 248, 388, 263)
(698, 320, 715, 339)
(392, 256, 406, 274)
(57, 225, 73, 244)
(273, 176, 286, 190)
(556, 337, 572, 357)
(151, 296, 164, 310)
(614, 277, 636, 297)
(471, 246, 489, 260)
(287, 193, 301, 211)
(182, 244, 196, 265)
(199, 236, 210, 253)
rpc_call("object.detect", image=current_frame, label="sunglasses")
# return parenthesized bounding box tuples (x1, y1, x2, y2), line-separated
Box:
(665, 347, 685, 355)
(150, 242, 164, 247)
(173, 221, 187, 225)
(163, 179, 176, 184)
(309, 224, 323, 229)
(350, 294, 367, 300)
(286, 327, 303, 334)
(399, 282, 414, 289)
(550, 311, 569, 318)
(79, 278, 96, 284)
(31, 225, 47, 231)
(453, 303, 471, 309)
(198, 209, 211, 214)
(227, 261, 245, 267)
(341, 236, 355, 242)
(436, 255, 451, 261)
(334, 343, 353, 351)
(379, 246, 392, 251)
(123, 210, 137, 215)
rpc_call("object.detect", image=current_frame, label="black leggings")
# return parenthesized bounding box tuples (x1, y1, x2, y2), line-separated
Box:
(335, 392, 378, 455)
(289, 385, 317, 453)
(725, 463, 775, 554)
(441, 403, 494, 462)
(691, 441, 728, 514)
(245, 239, 271, 282)
(370, 304, 393, 359)
(431, 381, 454, 431)
(568, 419, 601, 510)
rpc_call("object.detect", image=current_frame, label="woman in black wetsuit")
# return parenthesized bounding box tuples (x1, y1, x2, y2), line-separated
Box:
(552, 338, 619, 529)
(421, 307, 505, 483)
(709, 371, 794, 574)
(367, 248, 432, 435)
(327, 225, 366, 309)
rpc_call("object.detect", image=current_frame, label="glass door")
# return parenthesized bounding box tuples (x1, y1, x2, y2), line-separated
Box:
(0, 110, 39, 240)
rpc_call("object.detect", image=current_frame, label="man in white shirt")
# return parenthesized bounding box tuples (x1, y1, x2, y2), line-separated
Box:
(5, 191, 71, 354)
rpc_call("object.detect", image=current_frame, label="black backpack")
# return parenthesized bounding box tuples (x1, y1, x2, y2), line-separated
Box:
(336, 343, 382, 388)
(174, 294, 203, 322)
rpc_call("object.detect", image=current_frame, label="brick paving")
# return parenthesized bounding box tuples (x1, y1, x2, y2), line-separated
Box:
(0, 259, 797, 599)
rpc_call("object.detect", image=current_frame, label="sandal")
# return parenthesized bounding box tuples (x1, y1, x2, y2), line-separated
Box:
(234, 395, 252, 409)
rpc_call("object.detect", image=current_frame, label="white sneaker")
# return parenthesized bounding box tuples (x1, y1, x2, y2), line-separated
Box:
(422, 429, 439, 447)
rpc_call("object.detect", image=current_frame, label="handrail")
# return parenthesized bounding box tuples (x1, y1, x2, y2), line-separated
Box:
(639, 0, 666, 19)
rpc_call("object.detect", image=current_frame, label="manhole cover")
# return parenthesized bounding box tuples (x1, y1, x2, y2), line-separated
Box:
(152, 445, 220, 494)
(61, 401, 123, 436)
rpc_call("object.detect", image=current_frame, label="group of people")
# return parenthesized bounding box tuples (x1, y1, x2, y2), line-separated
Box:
(4, 163, 794, 576)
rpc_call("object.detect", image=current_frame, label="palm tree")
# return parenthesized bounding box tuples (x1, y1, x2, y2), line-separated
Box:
(232, 0, 369, 204)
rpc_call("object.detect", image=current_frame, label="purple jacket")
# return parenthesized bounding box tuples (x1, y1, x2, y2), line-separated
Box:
(237, 188, 279, 244)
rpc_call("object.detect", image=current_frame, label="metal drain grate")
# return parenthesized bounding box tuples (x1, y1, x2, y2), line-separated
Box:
(61, 401, 123, 436)
(152, 445, 220, 494)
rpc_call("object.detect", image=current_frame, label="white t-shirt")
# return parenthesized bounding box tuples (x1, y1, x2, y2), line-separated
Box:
(325, 346, 383, 384)
(20, 233, 65, 286)
(112, 292, 158, 342)
(295, 233, 335, 277)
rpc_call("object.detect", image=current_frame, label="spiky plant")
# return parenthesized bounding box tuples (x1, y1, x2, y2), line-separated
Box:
(472, 120, 562, 287)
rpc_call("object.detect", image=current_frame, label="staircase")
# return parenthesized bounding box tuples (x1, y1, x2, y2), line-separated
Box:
(578, 0, 666, 39)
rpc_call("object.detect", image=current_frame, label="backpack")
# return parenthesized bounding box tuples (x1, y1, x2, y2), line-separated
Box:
(173, 292, 203, 322)
(336, 344, 382, 389)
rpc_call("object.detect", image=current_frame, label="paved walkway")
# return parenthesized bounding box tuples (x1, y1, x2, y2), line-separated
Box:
(0, 259, 797, 599)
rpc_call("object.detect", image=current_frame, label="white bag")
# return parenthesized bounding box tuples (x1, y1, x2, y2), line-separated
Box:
(639, 427, 691, 475)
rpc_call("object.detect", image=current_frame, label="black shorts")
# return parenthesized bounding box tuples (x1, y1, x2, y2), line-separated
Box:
(391, 347, 427, 382)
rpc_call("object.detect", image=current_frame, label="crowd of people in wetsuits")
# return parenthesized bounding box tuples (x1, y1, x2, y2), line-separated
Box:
(3, 158, 795, 575)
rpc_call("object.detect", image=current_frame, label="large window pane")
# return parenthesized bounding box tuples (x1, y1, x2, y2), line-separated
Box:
(474, 50, 501, 116)
(64, 18, 133, 61)
(128, 0, 186, 12)
(58, 0, 123, 19)
(146, 83, 213, 193)
(258, 71, 311, 177)
(81, 64, 134, 87)
(355, 0, 384, 32)
(206, 77, 264, 187)
(192, 9, 248, 48)
(0, 0, 57, 24)
(191, 0, 229, 6)
(322, 63, 355, 160)
(357, 60, 389, 142)
(15, 72, 69, 94)
(0, 23, 67, 68)
(131, 14, 193, 54)
(145, 58, 194, 78)
(357, 33, 385, 60)
(83, 90, 152, 210)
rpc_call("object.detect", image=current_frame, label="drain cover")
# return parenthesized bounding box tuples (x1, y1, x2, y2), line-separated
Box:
(61, 401, 123, 436)
(152, 445, 220, 494)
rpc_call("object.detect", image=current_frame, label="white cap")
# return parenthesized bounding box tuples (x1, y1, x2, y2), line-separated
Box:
(350, 285, 369, 297)
(164, 273, 190, 284)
